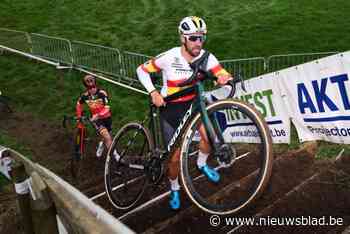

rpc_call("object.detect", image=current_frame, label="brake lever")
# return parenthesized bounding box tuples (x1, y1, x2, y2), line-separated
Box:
(236, 73, 246, 92)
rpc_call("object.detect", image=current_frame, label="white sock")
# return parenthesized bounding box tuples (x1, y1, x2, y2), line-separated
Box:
(169, 177, 180, 191)
(113, 150, 120, 161)
(197, 151, 209, 168)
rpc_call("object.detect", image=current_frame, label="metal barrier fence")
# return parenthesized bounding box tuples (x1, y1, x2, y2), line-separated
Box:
(118, 51, 156, 88)
(31, 33, 72, 64)
(0, 28, 340, 88)
(266, 51, 339, 72)
(220, 57, 266, 79)
(71, 40, 121, 76)
(0, 28, 31, 53)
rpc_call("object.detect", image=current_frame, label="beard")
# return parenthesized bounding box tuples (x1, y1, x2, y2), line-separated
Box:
(185, 43, 201, 57)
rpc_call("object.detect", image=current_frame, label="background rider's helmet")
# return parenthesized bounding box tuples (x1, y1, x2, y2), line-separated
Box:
(82, 74, 96, 88)
(178, 16, 207, 35)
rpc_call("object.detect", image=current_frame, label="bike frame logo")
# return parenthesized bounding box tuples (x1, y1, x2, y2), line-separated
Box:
(167, 105, 193, 152)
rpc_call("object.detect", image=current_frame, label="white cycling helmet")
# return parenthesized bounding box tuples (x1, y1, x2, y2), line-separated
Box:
(178, 16, 207, 35)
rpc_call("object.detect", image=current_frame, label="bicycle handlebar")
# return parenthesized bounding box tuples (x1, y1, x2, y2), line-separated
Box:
(62, 115, 95, 128)
(226, 72, 246, 98)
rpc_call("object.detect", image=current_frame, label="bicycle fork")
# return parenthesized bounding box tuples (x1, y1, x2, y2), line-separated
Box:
(196, 84, 235, 167)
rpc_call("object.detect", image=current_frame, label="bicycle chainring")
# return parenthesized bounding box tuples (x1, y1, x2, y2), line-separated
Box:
(216, 143, 236, 168)
(145, 156, 164, 185)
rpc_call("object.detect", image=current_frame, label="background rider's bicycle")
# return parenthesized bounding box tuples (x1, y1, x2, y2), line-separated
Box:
(104, 55, 273, 215)
(63, 113, 103, 179)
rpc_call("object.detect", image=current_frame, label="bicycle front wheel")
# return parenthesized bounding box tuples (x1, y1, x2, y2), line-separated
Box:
(180, 99, 273, 215)
(104, 122, 154, 210)
(70, 127, 85, 180)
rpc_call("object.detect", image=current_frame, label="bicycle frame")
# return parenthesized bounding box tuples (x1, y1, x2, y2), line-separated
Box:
(147, 81, 224, 161)
(75, 121, 86, 159)
(63, 115, 97, 160)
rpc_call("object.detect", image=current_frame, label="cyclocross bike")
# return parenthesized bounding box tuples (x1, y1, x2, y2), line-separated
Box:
(63, 113, 101, 179)
(104, 54, 273, 215)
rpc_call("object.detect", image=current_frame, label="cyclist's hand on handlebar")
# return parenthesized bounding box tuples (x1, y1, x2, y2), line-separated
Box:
(90, 114, 99, 122)
(217, 74, 233, 85)
(150, 90, 166, 107)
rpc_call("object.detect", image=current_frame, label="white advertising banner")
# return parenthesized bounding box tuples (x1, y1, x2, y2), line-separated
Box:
(276, 52, 350, 144)
(208, 73, 291, 144)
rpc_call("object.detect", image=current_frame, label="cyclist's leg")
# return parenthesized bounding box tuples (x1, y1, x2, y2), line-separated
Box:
(198, 124, 220, 183)
(168, 148, 181, 210)
(160, 111, 180, 210)
(95, 118, 113, 157)
(159, 100, 193, 210)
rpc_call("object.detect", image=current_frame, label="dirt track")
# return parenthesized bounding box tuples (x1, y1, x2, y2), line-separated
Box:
(1, 111, 350, 234)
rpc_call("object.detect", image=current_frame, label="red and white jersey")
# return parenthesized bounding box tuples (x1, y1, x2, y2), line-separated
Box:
(137, 47, 230, 102)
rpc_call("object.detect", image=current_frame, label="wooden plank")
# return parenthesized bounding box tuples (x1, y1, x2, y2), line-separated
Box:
(11, 161, 34, 234)
(2, 146, 135, 234)
(30, 171, 59, 234)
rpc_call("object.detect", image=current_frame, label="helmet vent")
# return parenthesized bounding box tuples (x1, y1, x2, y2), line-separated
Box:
(181, 22, 190, 31)
(191, 19, 198, 28)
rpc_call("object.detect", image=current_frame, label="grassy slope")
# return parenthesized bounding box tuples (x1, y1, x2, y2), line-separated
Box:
(0, 0, 350, 157)
(0, 0, 350, 57)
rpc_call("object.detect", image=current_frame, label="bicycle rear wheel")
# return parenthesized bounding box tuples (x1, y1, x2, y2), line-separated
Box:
(180, 99, 273, 215)
(104, 122, 154, 210)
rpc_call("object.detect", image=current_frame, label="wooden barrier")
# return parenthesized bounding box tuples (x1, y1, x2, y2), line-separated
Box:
(0, 145, 135, 234)
(12, 161, 34, 234)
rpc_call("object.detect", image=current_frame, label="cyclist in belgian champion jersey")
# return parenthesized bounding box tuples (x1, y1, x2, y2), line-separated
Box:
(137, 16, 233, 210)
(76, 74, 115, 158)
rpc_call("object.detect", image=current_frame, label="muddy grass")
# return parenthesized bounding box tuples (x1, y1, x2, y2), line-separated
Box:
(1, 111, 350, 234)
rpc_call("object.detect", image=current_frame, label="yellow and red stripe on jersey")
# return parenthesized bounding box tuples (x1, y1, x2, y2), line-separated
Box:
(166, 79, 196, 102)
(210, 64, 230, 77)
(141, 59, 161, 73)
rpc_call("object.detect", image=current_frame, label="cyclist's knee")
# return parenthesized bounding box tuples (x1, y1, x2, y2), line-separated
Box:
(170, 149, 181, 161)
(98, 127, 109, 137)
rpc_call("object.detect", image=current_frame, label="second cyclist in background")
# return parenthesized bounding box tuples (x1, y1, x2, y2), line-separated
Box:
(76, 74, 116, 158)
(137, 16, 233, 210)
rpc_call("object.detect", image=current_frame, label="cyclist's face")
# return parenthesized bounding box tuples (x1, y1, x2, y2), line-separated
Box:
(85, 77, 95, 86)
(84, 77, 97, 95)
(87, 86, 97, 94)
(183, 33, 206, 57)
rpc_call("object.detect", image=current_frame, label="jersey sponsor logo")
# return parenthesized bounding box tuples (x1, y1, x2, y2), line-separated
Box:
(171, 57, 183, 68)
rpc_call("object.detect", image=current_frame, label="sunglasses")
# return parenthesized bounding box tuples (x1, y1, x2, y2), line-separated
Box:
(85, 78, 95, 84)
(184, 35, 206, 42)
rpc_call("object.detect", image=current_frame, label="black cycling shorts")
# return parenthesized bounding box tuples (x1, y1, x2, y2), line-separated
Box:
(159, 100, 193, 147)
(94, 117, 112, 133)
